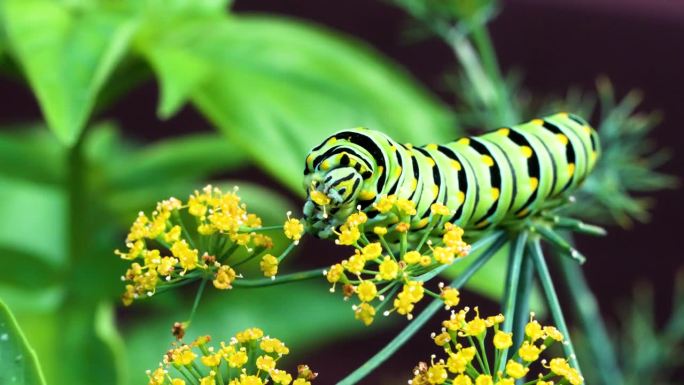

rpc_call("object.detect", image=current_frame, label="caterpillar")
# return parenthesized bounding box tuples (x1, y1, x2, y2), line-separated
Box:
(302, 113, 600, 242)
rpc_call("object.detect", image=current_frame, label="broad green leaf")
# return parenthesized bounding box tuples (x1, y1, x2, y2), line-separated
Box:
(138, 16, 456, 192)
(0, 300, 46, 385)
(0, 176, 66, 266)
(1, 0, 138, 145)
(123, 281, 377, 385)
(0, 127, 66, 185)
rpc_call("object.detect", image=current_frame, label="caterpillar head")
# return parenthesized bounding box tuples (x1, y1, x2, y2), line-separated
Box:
(303, 165, 364, 238)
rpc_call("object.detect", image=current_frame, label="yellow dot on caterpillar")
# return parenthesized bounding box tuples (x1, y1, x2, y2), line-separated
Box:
(456, 191, 465, 204)
(394, 165, 402, 177)
(451, 160, 462, 171)
(432, 185, 439, 199)
(359, 190, 376, 201)
(410, 178, 418, 191)
(559, 112, 569, 118)
(591, 152, 597, 162)
(415, 218, 429, 229)
(457, 138, 470, 146)
(482, 155, 494, 167)
(306, 153, 314, 164)
(568, 163, 575, 176)
(517, 208, 530, 217)
(389, 145, 398, 152)
(321, 160, 331, 170)
(326, 137, 337, 145)
(530, 177, 539, 191)
(377, 166, 384, 175)
(491, 188, 500, 200)
(531, 118, 544, 126)
(521, 146, 533, 158)
(405, 143, 414, 149)
(425, 143, 438, 150)
(426, 157, 435, 167)
(556, 134, 569, 146)
(497, 128, 510, 136)
(475, 220, 489, 228)
(583, 125, 592, 134)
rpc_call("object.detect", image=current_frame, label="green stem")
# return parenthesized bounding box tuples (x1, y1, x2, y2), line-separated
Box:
(187, 278, 208, 326)
(511, 251, 534, 353)
(556, 255, 624, 385)
(534, 226, 586, 264)
(231, 268, 325, 288)
(497, 231, 527, 373)
(336, 234, 506, 385)
(528, 239, 583, 380)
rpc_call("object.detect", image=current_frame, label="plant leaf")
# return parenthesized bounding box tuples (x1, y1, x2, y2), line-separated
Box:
(0, 300, 46, 385)
(0, 0, 137, 145)
(138, 15, 456, 193)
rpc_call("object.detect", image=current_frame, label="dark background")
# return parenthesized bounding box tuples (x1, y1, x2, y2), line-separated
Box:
(1, 0, 682, 382)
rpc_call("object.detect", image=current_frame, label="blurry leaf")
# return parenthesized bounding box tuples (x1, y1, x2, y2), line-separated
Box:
(138, 16, 456, 193)
(107, 133, 247, 188)
(0, 0, 138, 145)
(0, 300, 46, 385)
(95, 303, 127, 385)
(0, 247, 61, 289)
(123, 280, 373, 385)
(0, 126, 66, 185)
(0, 176, 66, 266)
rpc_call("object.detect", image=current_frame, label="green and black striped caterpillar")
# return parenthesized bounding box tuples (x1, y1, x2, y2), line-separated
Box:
(302, 113, 600, 241)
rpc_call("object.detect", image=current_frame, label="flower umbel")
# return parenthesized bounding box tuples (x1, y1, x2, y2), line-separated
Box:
(409, 308, 583, 385)
(147, 327, 316, 385)
(325, 196, 471, 325)
(117, 185, 300, 305)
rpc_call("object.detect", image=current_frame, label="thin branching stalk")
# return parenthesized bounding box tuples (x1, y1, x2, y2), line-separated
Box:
(528, 239, 583, 379)
(497, 231, 527, 373)
(557, 256, 624, 385)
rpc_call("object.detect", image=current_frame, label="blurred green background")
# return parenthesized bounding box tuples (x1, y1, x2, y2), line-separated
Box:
(0, 0, 682, 384)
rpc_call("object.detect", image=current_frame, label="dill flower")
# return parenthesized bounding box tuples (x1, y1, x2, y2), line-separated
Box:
(147, 327, 316, 385)
(409, 308, 583, 385)
(117, 185, 297, 305)
(323, 194, 472, 325)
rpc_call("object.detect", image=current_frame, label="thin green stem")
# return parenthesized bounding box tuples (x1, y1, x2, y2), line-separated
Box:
(277, 242, 297, 262)
(336, 234, 507, 385)
(528, 239, 583, 380)
(534, 225, 586, 264)
(556, 255, 623, 385)
(231, 268, 325, 288)
(187, 278, 208, 326)
(497, 231, 527, 373)
(511, 252, 534, 353)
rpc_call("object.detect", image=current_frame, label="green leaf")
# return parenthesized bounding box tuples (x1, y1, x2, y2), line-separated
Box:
(0, 176, 67, 267)
(0, 300, 46, 385)
(123, 281, 373, 385)
(138, 15, 456, 192)
(0, 126, 66, 185)
(1, 0, 137, 145)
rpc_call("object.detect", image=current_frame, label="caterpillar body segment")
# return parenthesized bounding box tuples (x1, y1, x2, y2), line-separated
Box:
(302, 113, 600, 241)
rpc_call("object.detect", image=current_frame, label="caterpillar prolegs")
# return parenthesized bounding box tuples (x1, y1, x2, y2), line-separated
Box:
(302, 113, 600, 242)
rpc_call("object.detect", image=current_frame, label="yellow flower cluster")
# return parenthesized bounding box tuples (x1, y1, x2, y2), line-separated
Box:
(147, 327, 316, 385)
(325, 195, 471, 325)
(117, 185, 301, 305)
(409, 308, 583, 385)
